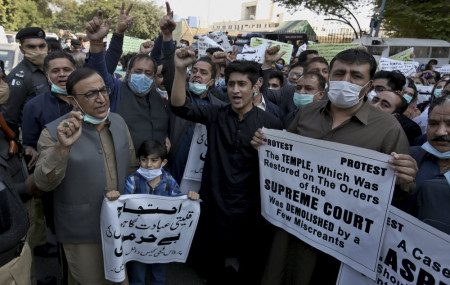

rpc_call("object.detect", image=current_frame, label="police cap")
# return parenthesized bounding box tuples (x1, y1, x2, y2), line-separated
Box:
(16, 27, 46, 41)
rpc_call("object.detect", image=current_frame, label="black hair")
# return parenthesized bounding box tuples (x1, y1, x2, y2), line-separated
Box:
(206, 47, 223, 55)
(373, 70, 406, 92)
(137, 140, 167, 160)
(425, 59, 438, 70)
(193, 57, 216, 80)
(120, 53, 137, 72)
(0, 60, 4, 78)
(44, 50, 76, 73)
(297, 50, 318, 64)
(225, 60, 261, 86)
(289, 62, 304, 72)
(127, 54, 157, 75)
(428, 93, 450, 119)
(405, 77, 418, 103)
(46, 38, 62, 52)
(304, 57, 329, 72)
(392, 92, 409, 114)
(300, 72, 326, 91)
(269, 69, 284, 87)
(66, 67, 101, 96)
(330, 48, 377, 79)
(276, 58, 285, 66)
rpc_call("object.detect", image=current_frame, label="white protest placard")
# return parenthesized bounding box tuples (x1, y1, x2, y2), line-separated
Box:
(435, 64, 450, 75)
(337, 206, 450, 285)
(378, 57, 420, 77)
(250, 37, 293, 65)
(207, 31, 232, 52)
(259, 128, 396, 280)
(101, 195, 200, 282)
(236, 42, 269, 64)
(197, 35, 223, 58)
(179, 123, 207, 193)
(295, 43, 307, 57)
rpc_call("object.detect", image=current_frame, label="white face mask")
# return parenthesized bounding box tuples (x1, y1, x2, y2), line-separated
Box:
(328, 80, 370, 109)
(137, 167, 162, 181)
(367, 90, 377, 101)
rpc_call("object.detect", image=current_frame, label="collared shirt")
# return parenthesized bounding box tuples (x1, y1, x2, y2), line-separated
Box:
(255, 94, 267, 112)
(171, 101, 283, 238)
(34, 120, 138, 192)
(124, 168, 180, 196)
(288, 99, 410, 154)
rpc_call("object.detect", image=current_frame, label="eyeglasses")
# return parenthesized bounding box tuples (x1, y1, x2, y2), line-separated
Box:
(73, 86, 111, 101)
(288, 71, 302, 78)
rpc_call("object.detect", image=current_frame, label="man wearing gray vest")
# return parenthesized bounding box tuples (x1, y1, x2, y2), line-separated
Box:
(34, 67, 138, 284)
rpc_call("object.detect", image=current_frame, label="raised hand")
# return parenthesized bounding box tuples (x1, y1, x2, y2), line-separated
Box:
(56, 111, 83, 149)
(226, 46, 239, 64)
(139, 40, 154, 54)
(116, 2, 134, 34)
(174, 46, 196, 70)
(85, 10, 112, 43)
(159, 2, 176, 39)
(263, 45, 286, 69)
(212, 51, 227, 64)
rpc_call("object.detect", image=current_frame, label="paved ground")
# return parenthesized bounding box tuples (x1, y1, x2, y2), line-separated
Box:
(35, 244, 207, 285)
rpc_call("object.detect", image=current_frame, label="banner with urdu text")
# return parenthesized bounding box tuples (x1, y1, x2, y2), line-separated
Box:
(101, 195, 200, 282)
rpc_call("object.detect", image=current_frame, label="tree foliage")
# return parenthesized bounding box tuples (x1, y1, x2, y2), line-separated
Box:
(379, 0, 450, 41)
(0, 0, 164, 40)
(272, 0, 450, 41)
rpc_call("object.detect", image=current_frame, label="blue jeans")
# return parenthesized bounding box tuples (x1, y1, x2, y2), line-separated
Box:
(127, 261, 166, 285)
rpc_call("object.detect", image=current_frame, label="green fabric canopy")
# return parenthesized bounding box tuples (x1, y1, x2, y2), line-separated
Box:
(272, 20, 316, 37)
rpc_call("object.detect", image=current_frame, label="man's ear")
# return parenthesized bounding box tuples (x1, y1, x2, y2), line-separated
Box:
(161, 159, 168, 168)
(253, 77, 263, 92)
(208, 78, 215, 88)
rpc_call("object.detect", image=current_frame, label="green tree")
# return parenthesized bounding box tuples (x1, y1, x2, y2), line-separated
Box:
(379, 0, 450, 41)
(272, 0, 450, 41)
(0, 0, 18, 30)
(51, 0, 164, 39)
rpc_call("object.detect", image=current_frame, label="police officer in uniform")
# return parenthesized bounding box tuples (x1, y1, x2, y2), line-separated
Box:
(1, 27, 49, 135)
(0, 119, 32, 284)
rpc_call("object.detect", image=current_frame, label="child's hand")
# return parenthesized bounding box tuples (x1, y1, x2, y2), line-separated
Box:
(106, 190, 121, 201)
(187, 191, 199, 201)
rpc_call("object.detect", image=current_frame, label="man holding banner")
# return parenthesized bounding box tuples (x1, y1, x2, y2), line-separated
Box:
(252, 48, 418, 285)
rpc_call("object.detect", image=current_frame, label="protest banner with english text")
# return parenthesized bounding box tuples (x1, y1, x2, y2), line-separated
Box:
(259, 128, 396, 280)
(378, 57, 420, 77)
(101, 195, 200, 282)
(337, 206, 450, 285)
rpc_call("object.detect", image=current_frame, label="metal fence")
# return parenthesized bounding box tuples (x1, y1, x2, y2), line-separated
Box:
(312, 28, 388, 43)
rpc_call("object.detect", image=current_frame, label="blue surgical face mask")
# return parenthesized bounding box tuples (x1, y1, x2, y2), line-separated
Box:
(216, 77, 226, 88)
(434, 88, 442, 98)
(293, 92, 315, 108)
(189, 81, 210, 95)
(83, 108, 110, 125)
(51, 84, 68, 95)
(137, 167, 162, 181)
(71, 97, 110, 125)
(115, 65, 123, 72)
(48, 77, 68, 95)
(129, 73, 153, 95)
(415, 84, 423, 88)
(422, 141, 450, 159)
(276, 63, 283, 70)
(403, 94, 412, 104)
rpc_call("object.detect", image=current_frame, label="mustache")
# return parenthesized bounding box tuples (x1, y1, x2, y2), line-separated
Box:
(431, 136, 450, 142)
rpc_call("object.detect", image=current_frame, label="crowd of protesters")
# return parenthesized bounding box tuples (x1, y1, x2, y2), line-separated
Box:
(0, 1, 449, 285)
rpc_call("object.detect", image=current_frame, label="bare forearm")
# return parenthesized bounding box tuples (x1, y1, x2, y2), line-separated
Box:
(171, 68, 187, 107)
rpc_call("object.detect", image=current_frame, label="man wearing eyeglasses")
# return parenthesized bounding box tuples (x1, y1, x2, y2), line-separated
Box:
(33, 67, 138, 284)
(1, 27, 49, 136)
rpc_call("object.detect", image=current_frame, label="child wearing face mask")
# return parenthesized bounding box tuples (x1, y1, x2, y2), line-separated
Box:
(106, 139, 199, 285)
